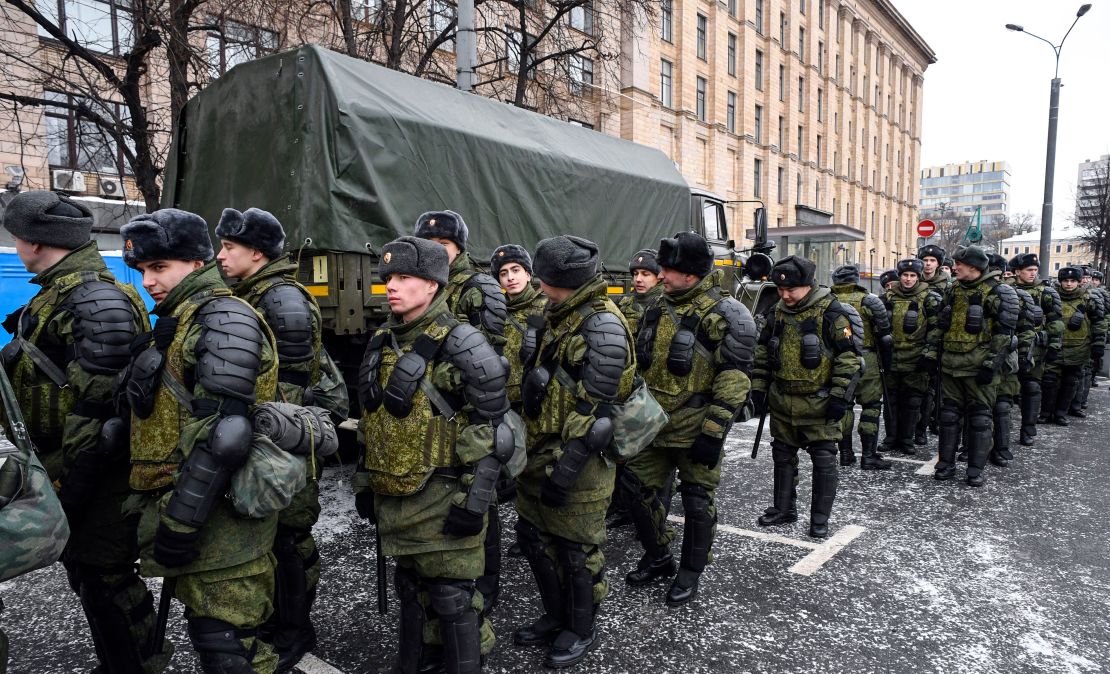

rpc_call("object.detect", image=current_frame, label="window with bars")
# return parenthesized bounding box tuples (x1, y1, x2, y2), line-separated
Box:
(44, 90, 133, 176)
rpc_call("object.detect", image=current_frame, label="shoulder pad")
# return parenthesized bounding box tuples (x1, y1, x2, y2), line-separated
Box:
(464, 273, 508, 336)
(195, 298, 267, 402)
(713, 297, 757, 371)
(64, 281, 139, 374)
(1043, 286, 1063, 319)
(991, 282, 1019, 332)
(860, 293, 891, 333)
(442, 323, 509, 421)
(829, 299, 864, 346)
(257, 283, 315, 364)
(580, 311, 630, 402)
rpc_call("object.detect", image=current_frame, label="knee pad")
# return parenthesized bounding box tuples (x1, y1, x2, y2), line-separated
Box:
(938, 403, 960, 426)
(678, 483, 712, 515)
(770, 440, 797, 463)
(188, 617, 257, 661)
(394, 567, 421, 603)
(556, 540, 588, 572)
(427, 582, 474, 621)
(514, 518, 545, 560)
(807, 442, 838, 469)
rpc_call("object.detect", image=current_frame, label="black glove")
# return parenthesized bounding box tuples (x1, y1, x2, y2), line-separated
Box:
(1045, 349, 1059, 363)
(442, 505, 485, 537)
(825, 396, 850, 423)
(151, 316, 179, 350)
(749, 389, 767, 413)
(153, 522, 201, 568)
(917, 355, 938, 370)
(496, 475, 518, 503)
(975, 367, 994, 385)
(1092, 344, 1105, 360)
(355, 491, 376, 523)
(689, 433, 724, 469)
(541, 477, 569, 509)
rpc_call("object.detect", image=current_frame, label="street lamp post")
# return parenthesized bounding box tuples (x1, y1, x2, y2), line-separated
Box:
(1006, 4, 1092, 279)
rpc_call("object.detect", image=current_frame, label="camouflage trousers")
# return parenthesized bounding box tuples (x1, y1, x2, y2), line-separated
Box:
(624, 444, 719, 557)
(847, 351, 884, 439)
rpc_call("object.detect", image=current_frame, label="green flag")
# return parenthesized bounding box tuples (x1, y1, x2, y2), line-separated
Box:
(965, 206, 983, 244)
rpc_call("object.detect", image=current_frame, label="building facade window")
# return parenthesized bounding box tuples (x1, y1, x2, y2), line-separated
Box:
(569, 2, 594, 34)
(754, 159, 763, 198)
(754, 104, 764, 143)
(39, 0, 133, 56)
(727, 91, 737, 133)
(817, 88, 823, 120)
(798, 76, 804, 111)
(754, 48, 763, 88)
(570, 55, 594, 95)
(778, 116, 785, 149)
(696, 76, 707, 121)
(44, 91, 132, 176)
(818, 41, 824, 72)
(780, 11, 786, 45)
(728, 0, 737, 17)
(207, 18, 279, 77)
(779, 65, 785, 101)
(777, 166, 785, 203)
(661, 0, 673, 42)
(816, 135, 822, 165)
(799, 28, 805, 61)
(819, 0, 824, 29)
(729, 33, 738, 76)
(755, 0, 764, 34)
(697, 14, 708, 60)
(660, 59, 673, 107)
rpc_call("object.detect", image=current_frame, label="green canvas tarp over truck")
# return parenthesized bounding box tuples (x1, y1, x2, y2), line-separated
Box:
(162, 44, 694, 270)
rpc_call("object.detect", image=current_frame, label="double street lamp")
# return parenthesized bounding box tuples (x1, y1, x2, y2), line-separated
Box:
(1006, 4, 1092, 279)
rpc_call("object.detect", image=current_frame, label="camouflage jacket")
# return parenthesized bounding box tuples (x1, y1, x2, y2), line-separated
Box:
(503, 283, 546, 405)
(617, 284, 662, 340)
(1057, 285, 1107, 359)
(829, 282, 891, 350)
(883, 280, 942, 371)
(0, 242, 147, 479)
(444, 253, 507, 352)
(939, 270, 1019, 376)
(923, 268, 952, 295)
(751, 286, 861, 422)
(1016, 279, 1064, 359)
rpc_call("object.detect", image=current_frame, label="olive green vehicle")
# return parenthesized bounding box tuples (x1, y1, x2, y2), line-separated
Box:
(163, 45, 775, 401)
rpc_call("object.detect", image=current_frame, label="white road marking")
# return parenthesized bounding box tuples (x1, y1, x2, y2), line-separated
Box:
(296, 653, 347, 674)
(788, 524, 866, 576)
(884, 453, 940, 475)
(668, 514, 819, 550)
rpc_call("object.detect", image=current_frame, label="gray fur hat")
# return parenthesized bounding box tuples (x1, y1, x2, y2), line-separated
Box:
(533, 235, 599, 288)
(379, 236, 449, 286)
(953, 245, 989, 272)
(1, 190, 93, 250)
(628, 248, 661, 275)
(121, 209, 213, 268)
(831, 264, 861, 285)
(215, 207, 286, 260)
(491, 244, 533, 277)
(414, 210, 469, 252)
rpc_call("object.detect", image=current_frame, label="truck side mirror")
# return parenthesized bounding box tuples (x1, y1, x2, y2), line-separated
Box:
(726, 239, 736, 250)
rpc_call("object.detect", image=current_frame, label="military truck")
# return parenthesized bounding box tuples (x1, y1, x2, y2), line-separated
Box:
(163, 45, 772, 372)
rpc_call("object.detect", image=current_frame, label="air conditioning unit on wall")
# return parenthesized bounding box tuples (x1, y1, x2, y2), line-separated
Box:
(98, 176, 123, 198)
(52, 169, 85, 192)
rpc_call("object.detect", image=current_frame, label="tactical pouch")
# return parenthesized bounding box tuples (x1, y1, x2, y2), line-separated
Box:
(519, 315, 545, 368)
(635, 307, 662, 369)
(965, 296, 984, 334)
(1067, 309, 1085, 331)
(666, 316, 700, 376)
(228, 435, 308, 519)
(604, 378, 669, 461)
(903, 301, 919, 334)
(800, 318, 821, 369)
(126, 347, 166, 419)
(521, 366, 551, 419)
(939, 305, 953, 330)
(768, 335, 782, 370)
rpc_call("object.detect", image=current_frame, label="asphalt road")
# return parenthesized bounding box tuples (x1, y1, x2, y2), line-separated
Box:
(3, 384, 1109, 674)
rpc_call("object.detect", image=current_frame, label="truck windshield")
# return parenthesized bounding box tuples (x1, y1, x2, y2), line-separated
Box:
(702, 202, 726, 241)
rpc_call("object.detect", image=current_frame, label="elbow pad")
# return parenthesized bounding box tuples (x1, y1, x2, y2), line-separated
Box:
(164, 415, 252, 528)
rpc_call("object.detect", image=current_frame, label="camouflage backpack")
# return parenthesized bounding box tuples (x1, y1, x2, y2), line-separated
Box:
(0, 364, 69, 582)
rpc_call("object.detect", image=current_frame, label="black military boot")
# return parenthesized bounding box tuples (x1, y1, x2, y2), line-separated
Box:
(1054, 377, 1079, 425)
(934, 404, 960, 481)
(514, 520, 565, 646)
(428, 583, 482, 674)
(476, 503, 501, 617)
(758, 443, 798, 527)
(966, 405, 993, 487)
(990, 396, 1013, 467)
(807, 443, 838, 538)
(859, 433, 892, 470)
(897, 395, 922, 456)
(1019, 379, 1040, 446)
(189, 617, 260, 674)
(271, 527, 317, 674)
(544, 545, 599, 669)
(666, 486, 714, 606)
(838, 434, 856, 466)
(392, 568, 429, 674)
(1039, 372, 1060, 423)
(625, 483, 675, 587)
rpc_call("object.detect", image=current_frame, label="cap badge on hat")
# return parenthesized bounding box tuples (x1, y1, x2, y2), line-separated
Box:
(637, 256, 643, 263)
(383, 252, 392, 263)
(429, 218, 436, 226)
(125, 239, 133, 250)
(498, 251, 505, 257)
(779, 273, 786, 280)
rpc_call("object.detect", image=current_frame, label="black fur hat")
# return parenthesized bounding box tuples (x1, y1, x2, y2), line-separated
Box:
(942, 256, 955, 269)
(952, 245, 989, 272)
(1093, 271, 1104, 281)
(917, 244, 946, 263)
(987, 253, 1008, 272)
(490, 244, 532, 277)
(658, 232, 713, 277)
(771, 255, 816, 288)
(121, 209, 213, 268)
(896, 258, 924, 276)
(215, 207, 286, 260)
(1058, 266, 1082, 282)
(533, 235, 599, 288)
(1010, 252, 1039, 270)
(414, 210, 469, 252)
(379, 236, 449, 286)
(1, 190, 93, 250)
(831, 264, 860, 285)
(880, 270, 900, 287)
(628, 248, 661, 275)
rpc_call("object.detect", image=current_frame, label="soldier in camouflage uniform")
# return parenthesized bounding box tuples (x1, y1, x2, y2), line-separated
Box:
(933, 246, 1019, 487)
(880, 259, 942, 456)
(491, 244, 544, 556)
(1041, 267, 1106, 424)
(1071, 268, 1107, 412)
(1009, 254, 1063, 445)
(216, 207, 349, 671)
(1091, 271, 1110, 388)
(990, 255, 1038, 468)
(617, 249, 662, 336)
(751, 256, 862, 538)
(353, 236, 512, 674)
(514, 236, 636, 668)
(0, 191, 166, 673)
(119, 209, 282, 673)
(829, 265, 893, 470)
(879, 270, 899, 293)
(916, 244, 951, 445)
(622, 232, 755, 605)
(414, 210, 509, 615)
